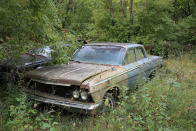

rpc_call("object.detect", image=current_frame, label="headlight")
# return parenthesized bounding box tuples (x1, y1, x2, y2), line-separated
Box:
(73, 90, 80, 99)
(81, 91, 88, 100)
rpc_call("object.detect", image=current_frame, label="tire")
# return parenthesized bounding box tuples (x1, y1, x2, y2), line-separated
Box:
(99, 93, 115, 114)
(149, 70, 156, 81)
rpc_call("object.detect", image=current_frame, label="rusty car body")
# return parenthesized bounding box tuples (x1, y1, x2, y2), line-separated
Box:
(25, 43, 162, 113)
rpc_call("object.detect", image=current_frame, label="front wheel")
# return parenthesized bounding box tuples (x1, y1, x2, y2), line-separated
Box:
(99, 93, 115, 114)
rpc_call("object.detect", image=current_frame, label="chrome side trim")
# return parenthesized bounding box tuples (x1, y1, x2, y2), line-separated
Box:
(29, 95, 102, 110)
(92, 66, 140, 87)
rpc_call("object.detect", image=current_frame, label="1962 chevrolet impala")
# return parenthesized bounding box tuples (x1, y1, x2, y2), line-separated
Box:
(25, 43, 162, 113)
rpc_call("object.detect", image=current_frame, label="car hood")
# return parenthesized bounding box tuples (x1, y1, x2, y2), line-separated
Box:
(0, 54, 49, 69)
(25, 62, 113, 86)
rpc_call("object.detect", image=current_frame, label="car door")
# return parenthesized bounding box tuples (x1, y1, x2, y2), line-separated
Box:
(135, 47, 151, 78)
(123, 48, 141, 89)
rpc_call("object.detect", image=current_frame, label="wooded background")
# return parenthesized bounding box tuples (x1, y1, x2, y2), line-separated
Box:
(0, 0, 196, 61)
(0, 1, 196, 130)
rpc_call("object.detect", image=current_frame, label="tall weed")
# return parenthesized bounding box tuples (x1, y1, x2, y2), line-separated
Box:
(1, 52, 195, 130)
(60, 52, 196, 130)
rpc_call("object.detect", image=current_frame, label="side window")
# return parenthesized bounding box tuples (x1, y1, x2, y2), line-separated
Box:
(135, 48, 145, 60)
(124, 49, 136, 65)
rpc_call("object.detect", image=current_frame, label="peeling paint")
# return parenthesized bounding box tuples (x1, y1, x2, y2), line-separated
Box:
(25, 43, 162, 112)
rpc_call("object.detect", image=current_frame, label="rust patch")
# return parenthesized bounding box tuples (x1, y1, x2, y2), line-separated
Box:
(81, 66, 128, 102)
(25, 62, 113, 86)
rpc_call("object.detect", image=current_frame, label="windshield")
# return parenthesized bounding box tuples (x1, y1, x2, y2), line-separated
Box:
(30, 46, 52, 57)
(72, 45, 125, 65)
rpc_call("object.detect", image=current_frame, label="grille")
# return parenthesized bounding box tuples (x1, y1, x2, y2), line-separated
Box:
(29, 81, 79, 98)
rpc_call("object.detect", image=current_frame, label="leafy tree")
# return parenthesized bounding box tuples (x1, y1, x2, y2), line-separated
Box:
(0, 0, 195, 59)
(135, 0, 177, 44)
(0, 0, 62, 59)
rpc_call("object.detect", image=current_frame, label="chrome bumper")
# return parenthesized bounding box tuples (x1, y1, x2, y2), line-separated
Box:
(29, 95, 102, 111)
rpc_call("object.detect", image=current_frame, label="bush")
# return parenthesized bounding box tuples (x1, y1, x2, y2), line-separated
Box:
(0, 83, 61, 130)
(58, 51, 196, 130)
(1, 51, 195, 131)
(90, 52, 196, 130)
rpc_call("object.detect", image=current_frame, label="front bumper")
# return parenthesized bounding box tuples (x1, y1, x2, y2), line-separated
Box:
(30, 95, 102, 110)
(26, 91, 102, 114)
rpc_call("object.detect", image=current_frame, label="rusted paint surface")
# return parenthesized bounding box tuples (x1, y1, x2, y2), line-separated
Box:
(81, 66, 128, 102)
(25, 43, 162, 112)
(27, 64, 129, 102)
(26, 62, 113, 86)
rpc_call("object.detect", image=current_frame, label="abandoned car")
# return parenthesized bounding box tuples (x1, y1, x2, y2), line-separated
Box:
(0, 46, 53, 81)
(25, 43, 162, 113)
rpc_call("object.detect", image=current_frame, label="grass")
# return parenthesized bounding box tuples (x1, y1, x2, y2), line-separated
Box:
(0, 51, 196, 131)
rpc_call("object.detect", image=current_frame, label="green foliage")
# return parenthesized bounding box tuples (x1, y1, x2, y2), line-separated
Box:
(0, 0, 62, 60)
(186, 12, 196, 45)
(135, 0, 177, 43)
(55, 0, 195, 55)
(0, 1, 196, 130)
(0, 83, 61, 130)
(1, 51, 195, 131)
(0, 0, 196, 59)
(64, 52, 196, 131)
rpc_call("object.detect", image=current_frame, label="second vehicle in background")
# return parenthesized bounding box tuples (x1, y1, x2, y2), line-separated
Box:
(0, 46, 53, 81)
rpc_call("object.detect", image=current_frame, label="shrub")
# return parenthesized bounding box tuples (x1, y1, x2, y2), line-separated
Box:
(1, 51, 195, 131)
(0, 83, 61, 130)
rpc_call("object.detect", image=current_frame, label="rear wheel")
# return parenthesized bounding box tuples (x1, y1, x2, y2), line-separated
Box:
(99, 93, 115, 114)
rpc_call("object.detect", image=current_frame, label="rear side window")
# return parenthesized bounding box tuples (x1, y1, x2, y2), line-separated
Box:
(135, 47, 145, 60)
(124, 49, 136, 65)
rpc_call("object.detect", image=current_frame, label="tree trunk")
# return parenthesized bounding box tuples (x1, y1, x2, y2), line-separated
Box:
(107, 0, 115, 25)
(66, 0, 74, 14)
(120, 0, 127, 18)
(187, 0, 191, 16)
(108, 0, 114, 17)
(63, 0, 74, 28)
(129, 0, 133, 24)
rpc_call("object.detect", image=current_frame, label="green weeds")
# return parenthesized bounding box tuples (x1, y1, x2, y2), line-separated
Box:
(0, 52, 196, 130)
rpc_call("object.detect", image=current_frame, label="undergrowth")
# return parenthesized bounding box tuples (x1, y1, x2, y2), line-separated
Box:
(0, 51, 196, 131)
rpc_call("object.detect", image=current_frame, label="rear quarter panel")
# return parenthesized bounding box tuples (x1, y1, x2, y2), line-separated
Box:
(147, 55, 162, 76)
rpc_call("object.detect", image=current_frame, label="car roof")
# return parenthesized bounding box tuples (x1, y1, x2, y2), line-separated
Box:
(86, 42, 143, 49)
